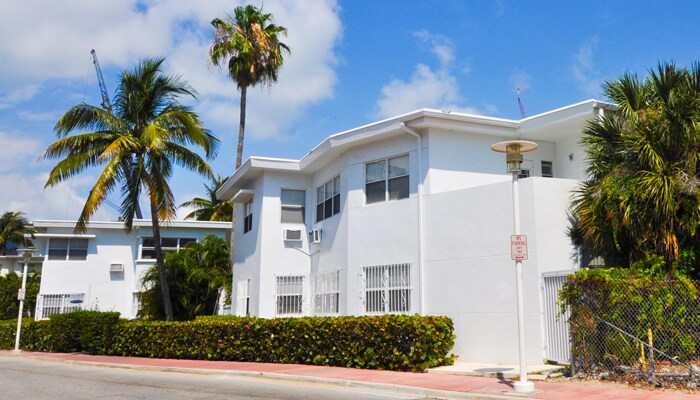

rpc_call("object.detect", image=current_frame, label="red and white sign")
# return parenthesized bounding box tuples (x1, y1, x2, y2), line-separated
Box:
(510, 235, 528, 260)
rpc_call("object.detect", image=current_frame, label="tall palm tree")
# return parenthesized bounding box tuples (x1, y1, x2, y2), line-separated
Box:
(571, 62, 700, 275)
(41, 58, 220, 321)
(0, 211, 34, 255)
(180, 175, 233, 222)
(209, 4, 290, 169)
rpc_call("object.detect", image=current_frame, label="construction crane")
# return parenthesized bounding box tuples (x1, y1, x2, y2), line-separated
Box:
(517, 88, 526, 119)
(89, 50, 143, 220)
(90, 49, 113, 113)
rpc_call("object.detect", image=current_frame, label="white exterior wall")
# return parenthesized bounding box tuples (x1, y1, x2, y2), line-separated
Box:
(36, 222, 229, 319)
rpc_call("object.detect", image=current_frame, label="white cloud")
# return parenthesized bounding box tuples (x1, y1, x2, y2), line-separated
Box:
(18, 110, 57, 122)
(572, 36, 603, 96)
(375, 31, 479, 118)
(509, 69, 532, 92)
(0, 84, 42, 108)
(0, 131, 43, 171)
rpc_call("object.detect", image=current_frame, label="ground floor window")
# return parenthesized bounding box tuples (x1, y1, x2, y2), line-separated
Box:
(132, 292, 143, 318)
(36, 293, 84, 319)
(275, 276, 304, 316)
(311, 270, 340, 315)
(236, 279, 250, 316)
(362, 263, 411, 314)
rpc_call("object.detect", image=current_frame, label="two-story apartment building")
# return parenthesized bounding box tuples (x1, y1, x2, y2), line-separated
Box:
(5, 220, 230, 319)
(217, 100, 608, 364)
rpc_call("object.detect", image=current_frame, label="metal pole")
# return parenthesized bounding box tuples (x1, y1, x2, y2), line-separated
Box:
(512, 172, 534, 393)
(14, 257, 29, 352)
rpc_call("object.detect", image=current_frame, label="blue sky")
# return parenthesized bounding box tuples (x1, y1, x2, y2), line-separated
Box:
(1, 1, 699, 221)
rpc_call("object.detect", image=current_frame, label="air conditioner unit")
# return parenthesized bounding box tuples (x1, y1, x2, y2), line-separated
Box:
(110, 263, 124, 272)
(309, 229, 321, 244)
(283, 229, 302, 242)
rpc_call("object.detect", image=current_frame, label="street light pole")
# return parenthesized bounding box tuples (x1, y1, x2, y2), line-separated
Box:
(490, 140, 537, 394)
(14, 248, 35, 352)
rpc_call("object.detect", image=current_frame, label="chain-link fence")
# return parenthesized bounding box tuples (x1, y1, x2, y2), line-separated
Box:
(563, 278, 700, 389)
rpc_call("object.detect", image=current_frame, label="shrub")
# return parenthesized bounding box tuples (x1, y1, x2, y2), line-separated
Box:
(48, 310, 120, 353)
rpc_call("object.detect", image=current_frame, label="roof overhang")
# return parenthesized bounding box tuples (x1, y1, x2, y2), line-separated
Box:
(32, 220, 231, 231)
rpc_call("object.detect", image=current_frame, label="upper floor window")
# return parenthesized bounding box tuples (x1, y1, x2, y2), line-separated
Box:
(541, 160, 553, 177)
(244, 200, 253, 233)
(365, 155, 409, 204)
(316, 177, 340, 222)
(48, 238, 88, 261)
(281, 189, 305, 224)
(140, 237, 195, 259)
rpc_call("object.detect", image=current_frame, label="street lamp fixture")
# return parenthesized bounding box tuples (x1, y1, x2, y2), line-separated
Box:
(14, 247, 36, 352)
(490, 140, 538, 394)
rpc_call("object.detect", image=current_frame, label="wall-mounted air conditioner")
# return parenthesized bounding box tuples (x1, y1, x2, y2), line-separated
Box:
(283, 229, 303, 242)
(110, 263, 124, 272)
(309, 229, 321, 244)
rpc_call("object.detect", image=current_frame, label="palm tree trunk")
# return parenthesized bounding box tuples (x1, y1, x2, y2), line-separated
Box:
(150, 201, 174, 321)
(236, 85, 247, 170)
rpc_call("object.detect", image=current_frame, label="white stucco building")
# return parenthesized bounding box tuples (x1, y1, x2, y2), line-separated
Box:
(217, 100, 608, 365)
(3, 220, 230, 319)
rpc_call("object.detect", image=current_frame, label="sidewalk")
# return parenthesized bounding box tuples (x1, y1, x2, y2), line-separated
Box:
(1, 351, 696, 400)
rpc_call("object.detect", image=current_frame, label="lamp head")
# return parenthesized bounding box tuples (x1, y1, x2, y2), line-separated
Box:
(490, 140, 538, 173)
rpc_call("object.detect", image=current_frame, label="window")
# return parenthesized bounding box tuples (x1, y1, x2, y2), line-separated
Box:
(140, 237, 196, 259)
(541, 161, 553, 177)
(132, 292, 143, 318)
(275, 276, 304, 316)
(316, 177, 340, 222)
(281, 189, 305, 223)
(36, 293, 84, 319)
(311, 270, 339, 315)
(236, 279, 250, 316)
(48, 238, 88, 261)
(244, 200, 253, 233)
(362, 264, 411, 314)
(365, 155, 409, 204)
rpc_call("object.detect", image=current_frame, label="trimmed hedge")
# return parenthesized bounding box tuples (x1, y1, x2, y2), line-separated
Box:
(2, 313, 455, 372)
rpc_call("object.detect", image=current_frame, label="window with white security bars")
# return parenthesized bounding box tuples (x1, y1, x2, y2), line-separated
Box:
(36, 293, 84, 320)
(362, 264, 411, 314)
(236, 279, 250, 316)
(311, 270, 339, 315)
(275, 276, 304, 316)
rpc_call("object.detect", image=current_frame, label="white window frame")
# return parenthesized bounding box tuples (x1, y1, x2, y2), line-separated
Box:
(236, 279, 250, 316)
(361, 263, 411, 315)
(281, 189, 306, 224)
(275, 275, 305, 316)
(316, 176, 340, 222)
(132, 292, 143, 319)
(365, 155, 409, 204)
(139, 237, 196, 260)
(311, 270, 340, 315)
(243, 200, 253, 234)
(47, 238, 88, 261)
(541, 160, 554, 177)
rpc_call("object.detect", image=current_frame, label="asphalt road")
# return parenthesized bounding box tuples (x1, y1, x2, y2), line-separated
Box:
(0, 357, 438, 400)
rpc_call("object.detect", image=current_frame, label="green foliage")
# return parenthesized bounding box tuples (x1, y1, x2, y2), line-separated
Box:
(180, 176, 233, 221)
(109, 315, 455, 372)
(139, 235, 232, 321)
(2, 313, 455, 372)
(571, 62, 700, 277)
(0, 211, 35, 254)
(560, 268, 700, 371)
(0, 271, 41, 320)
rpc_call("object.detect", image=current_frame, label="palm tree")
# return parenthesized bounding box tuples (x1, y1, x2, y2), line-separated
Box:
(571, 62, 700, 276)
(180, 175, 233, 221)
(209, 4, 290, 169)
(0, 211, 34, 255)
(41, 58, 220, 321)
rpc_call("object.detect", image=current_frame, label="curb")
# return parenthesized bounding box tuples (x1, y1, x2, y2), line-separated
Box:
(0, 352, 528, 400)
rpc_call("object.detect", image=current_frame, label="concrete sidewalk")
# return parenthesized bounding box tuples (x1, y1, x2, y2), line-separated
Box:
(1, 351, 696, 400)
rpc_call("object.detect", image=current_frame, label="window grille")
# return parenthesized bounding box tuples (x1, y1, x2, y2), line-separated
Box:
(365, 155, 409, 204)
(361, 263, 411, 314)
(275, 276, 304, 316)
(311, 270, 340, 315)
(36, 293, 84, 320)
(132, 292, 143, 318)
(236, 279, 250, 316)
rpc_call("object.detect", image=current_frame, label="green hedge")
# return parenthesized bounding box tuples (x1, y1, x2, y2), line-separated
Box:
(2, 313, 455, 372)
(560, 267, 700, 371)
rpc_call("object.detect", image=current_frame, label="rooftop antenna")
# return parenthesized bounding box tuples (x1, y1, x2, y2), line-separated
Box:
(517, 88, 526, 119)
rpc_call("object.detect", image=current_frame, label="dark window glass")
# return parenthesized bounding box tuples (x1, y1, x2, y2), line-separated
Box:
(316, 203, 324, 222)
(388, 175, 409, 200)
(365, 181, 386, 204)
(333, 193, 341, 214)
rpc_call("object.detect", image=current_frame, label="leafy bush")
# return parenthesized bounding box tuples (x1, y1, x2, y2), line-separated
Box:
(560, 265, 700, 372)
(0, 272, 41, 320)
